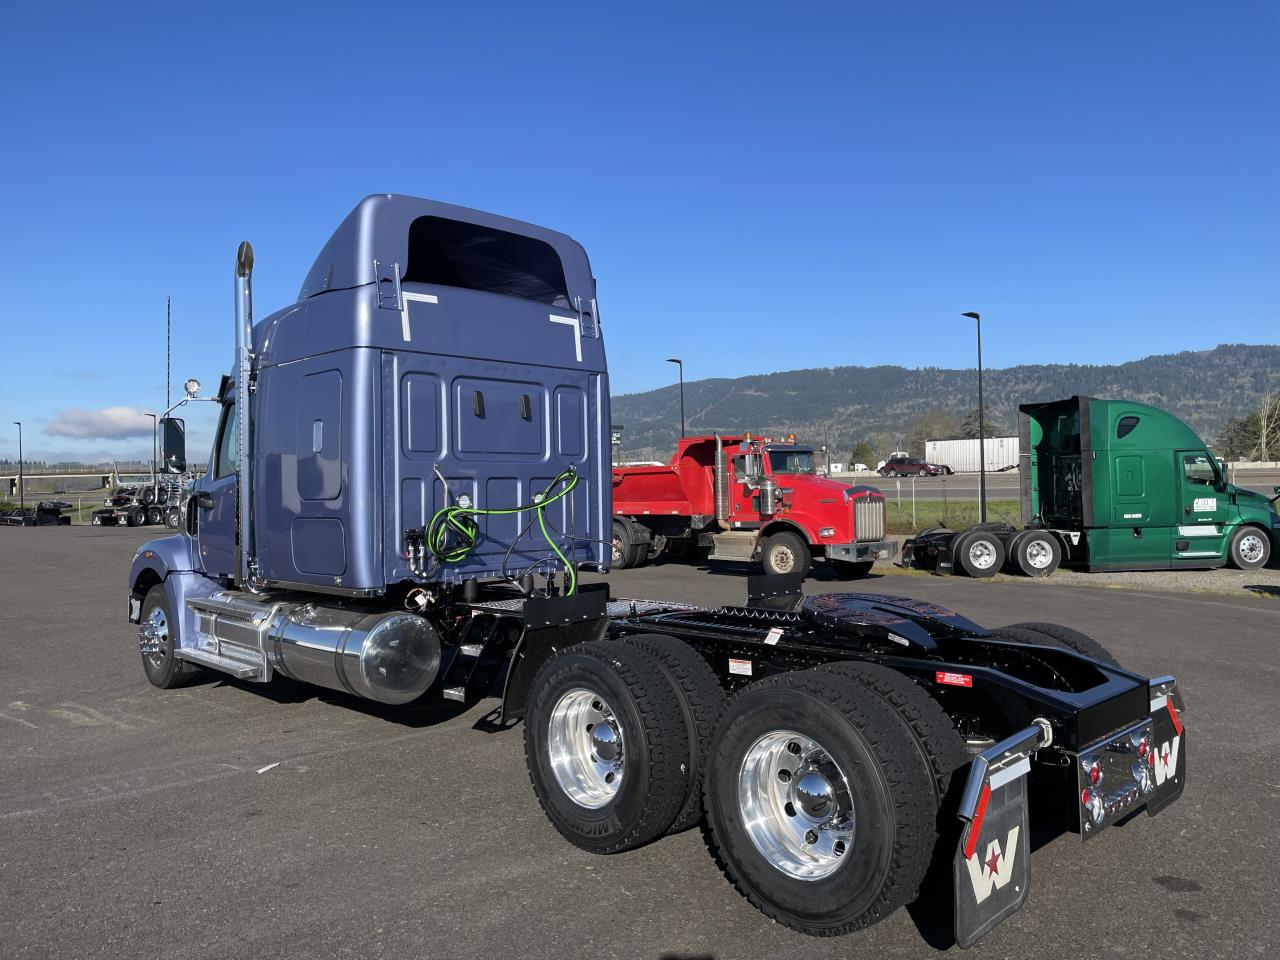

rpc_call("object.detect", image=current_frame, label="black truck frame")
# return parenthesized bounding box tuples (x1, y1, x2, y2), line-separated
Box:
(132, 567, 1186, 948)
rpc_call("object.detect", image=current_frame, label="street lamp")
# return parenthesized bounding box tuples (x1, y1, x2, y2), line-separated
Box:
(145, 413, 158, 488)
(11, 421, 22, 512)
(961, 311, 987, 523)
(666, 357, 686, 438)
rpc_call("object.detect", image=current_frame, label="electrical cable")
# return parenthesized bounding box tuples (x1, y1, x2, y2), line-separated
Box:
(422, 467, 580, 593)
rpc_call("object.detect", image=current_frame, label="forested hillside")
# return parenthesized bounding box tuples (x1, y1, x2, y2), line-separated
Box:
(611, 344, 1280, 462)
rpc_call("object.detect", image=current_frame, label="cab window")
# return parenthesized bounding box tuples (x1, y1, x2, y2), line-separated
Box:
(1182, 453, 1216, 486)
(768, 450, 816, 474)
(214, 403, 238, 480)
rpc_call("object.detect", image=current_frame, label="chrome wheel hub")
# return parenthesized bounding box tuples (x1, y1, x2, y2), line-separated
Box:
(738, 730, 855, 880)
(1239, 534, 1265, 564)
(138, 607, 168, 666)
(968, 540, 997, 570)
(548, 688, 624, 809)
(1025, 539, 1053, 569)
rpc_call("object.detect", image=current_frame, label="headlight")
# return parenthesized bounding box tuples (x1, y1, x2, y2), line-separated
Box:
(819, 527, 836, 538)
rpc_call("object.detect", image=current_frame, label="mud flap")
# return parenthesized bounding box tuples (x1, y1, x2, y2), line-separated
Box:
(1145, 678, 1187, 817)
(953, 724, 1045, 948)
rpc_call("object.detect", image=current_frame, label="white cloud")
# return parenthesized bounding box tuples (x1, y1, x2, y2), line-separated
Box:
(47, 406, 155, 440)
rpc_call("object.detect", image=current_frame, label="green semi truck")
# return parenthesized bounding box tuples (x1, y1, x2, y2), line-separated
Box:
(903, 395, 1280, 577)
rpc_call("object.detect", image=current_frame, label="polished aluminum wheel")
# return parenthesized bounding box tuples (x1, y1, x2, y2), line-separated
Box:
(1238, 532, 1266, 565)
(1024, 538, 1054, 569)
(738, 730, 855, 880)
(138, 606, 169, 668)
(967, 538, 998, 570)
(548, 688, 624, 809)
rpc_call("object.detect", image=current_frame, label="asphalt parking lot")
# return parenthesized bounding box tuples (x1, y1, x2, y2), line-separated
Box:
(3, 527, 1278, 960)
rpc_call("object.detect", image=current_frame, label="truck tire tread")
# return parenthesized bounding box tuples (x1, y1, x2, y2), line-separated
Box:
(999, 622, 1120, 666)
(523, 639, 690, 853)
(702, 670, 937, 936)
(619, 633, 727, 832)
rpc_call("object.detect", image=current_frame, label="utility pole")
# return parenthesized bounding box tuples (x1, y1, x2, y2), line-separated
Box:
(961, 312, 987, 523)
(666, 357, 686, 438)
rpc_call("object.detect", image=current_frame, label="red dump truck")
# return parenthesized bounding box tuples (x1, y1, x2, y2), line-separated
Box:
(612, 433, 897, 578)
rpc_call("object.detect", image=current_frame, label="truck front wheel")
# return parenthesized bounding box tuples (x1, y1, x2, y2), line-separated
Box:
(138, 585, 199, 689)
(1228, 526, 1271, 570)
(702, 669, 937, 936)
(523, 640, 690, 853)
(762, 530, 812, 579)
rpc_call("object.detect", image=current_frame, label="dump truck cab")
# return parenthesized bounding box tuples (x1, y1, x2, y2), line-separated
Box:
(612, 433, 895, 577)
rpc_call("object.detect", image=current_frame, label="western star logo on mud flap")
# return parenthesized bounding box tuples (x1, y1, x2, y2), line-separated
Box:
(953, 768, 1031, 948)
(965, 828, 1020, 904)
(1152, 736, 1181, 786)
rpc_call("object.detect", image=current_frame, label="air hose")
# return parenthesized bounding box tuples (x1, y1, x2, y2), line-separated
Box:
(421, 467, 580, 594)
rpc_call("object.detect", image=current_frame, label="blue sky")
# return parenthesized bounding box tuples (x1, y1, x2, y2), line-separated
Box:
(1, 2, 1276, 463)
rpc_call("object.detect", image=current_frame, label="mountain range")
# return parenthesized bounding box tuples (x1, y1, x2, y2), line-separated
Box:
(610, 343, 1280, 461)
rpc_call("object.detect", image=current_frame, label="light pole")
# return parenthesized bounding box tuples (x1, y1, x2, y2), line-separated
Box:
(145, 413, 158, 488)
(961, 311, 987, 523)
(12, 421, 22, 512)
(666, 357, 686, 438)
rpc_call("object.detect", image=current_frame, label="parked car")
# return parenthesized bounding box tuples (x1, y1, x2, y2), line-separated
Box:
(878, 456, 953, 477)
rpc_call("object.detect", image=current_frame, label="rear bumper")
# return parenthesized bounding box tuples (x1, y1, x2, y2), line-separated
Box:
(825, 539, 898, 563)
(952, 676, 1186, 947)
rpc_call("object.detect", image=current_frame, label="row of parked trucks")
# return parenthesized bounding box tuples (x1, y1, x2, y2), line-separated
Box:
(615, 398, 1279, 581)
(126, 195, 1190, 948)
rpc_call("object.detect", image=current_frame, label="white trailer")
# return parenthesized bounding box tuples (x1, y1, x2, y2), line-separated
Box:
(925, 436, 1019, 473)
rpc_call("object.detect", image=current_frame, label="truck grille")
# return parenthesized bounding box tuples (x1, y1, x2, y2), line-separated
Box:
(854, 498, 885, 542)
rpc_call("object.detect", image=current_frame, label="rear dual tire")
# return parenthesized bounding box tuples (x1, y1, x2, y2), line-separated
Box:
(703, 664, 964, 936)
(523, 638, 724, 852)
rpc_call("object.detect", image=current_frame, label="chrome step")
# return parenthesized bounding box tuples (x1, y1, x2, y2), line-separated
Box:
(458, 644, 484, 658)
(176, 647, 261, 679)
(442, 686, 467, 702)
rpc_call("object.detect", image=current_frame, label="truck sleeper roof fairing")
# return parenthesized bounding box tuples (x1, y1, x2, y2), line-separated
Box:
(298, 194, 597, 306)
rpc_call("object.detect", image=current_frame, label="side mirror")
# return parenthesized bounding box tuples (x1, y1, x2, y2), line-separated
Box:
(159, 417, 186, 474)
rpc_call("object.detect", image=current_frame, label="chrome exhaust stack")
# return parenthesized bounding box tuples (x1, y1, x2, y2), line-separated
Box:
(234, 241, 255, 587)
(714, 433, 730, 530)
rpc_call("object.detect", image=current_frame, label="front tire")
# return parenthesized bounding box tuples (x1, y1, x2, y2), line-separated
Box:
(523, 640, 690, 853)
(762, 530, 812, 578)
(138, 585, 199, 689)
(1228, 526, 1271, 570)
(703, 670, 938, 936)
